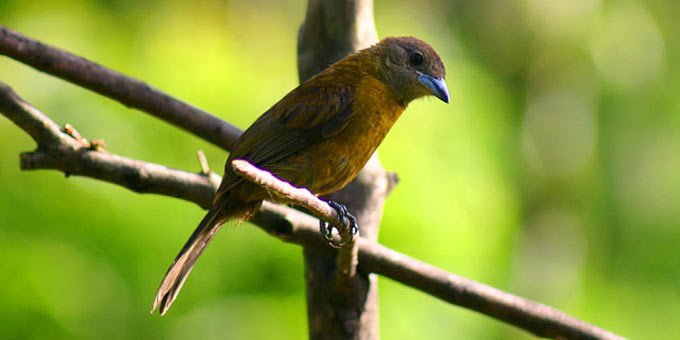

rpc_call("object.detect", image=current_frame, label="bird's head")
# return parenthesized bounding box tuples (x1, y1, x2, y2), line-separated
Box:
(376, 36, 449, 105)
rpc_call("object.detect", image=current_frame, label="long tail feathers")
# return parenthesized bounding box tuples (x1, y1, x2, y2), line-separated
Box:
(151, 203, 226, 315)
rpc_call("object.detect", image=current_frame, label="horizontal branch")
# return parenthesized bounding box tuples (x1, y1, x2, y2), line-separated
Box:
(22, 149, 220, 209)
(359, 243, 621, 340)
(0, 24, 241, 150)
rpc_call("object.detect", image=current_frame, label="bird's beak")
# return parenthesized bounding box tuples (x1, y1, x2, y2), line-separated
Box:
(418, 74, 450, 103)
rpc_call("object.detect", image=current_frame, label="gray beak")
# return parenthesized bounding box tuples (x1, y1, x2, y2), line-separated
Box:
(418, 74, 450, 103)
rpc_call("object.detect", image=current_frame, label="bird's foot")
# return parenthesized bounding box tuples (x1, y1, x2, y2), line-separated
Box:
(319, 201, 358, 248)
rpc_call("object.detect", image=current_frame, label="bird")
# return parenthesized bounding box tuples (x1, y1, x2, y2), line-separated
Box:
(152, 36, 449, 315)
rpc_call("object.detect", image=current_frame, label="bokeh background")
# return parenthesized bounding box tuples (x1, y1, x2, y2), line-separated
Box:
(1, 0, 678, 339)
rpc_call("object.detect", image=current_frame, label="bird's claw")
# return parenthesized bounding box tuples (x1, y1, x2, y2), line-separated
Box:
(319, 201, 358, 248)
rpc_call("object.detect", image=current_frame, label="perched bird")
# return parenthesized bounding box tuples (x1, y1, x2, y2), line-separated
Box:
(152, 36, 449, 315)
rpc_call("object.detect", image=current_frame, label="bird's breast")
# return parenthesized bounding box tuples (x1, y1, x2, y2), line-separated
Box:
(303, 83, 404, 194)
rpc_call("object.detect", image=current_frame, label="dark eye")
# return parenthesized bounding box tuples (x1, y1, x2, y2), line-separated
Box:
(409, 51, 424, 66)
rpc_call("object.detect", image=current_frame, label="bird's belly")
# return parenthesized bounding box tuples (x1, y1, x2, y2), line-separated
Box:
(274, 132, 379, 196)
(313, 148, 368, 194)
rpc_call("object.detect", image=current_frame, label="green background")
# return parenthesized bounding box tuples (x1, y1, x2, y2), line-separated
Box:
(1, 0, 678, 339)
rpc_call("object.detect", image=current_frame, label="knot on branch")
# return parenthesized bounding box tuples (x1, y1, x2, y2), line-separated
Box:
(63, 123, 108, 151)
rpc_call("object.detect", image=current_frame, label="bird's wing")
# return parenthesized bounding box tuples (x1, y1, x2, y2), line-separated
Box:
(231, 83, 355, 164)
(274, 86, 354, 138)
(215, 82, 356, 197)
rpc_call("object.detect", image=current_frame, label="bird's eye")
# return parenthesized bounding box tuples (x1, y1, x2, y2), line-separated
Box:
(409, 51, 424, 66)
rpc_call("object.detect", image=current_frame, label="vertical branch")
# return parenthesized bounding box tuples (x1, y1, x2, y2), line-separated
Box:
(298, 1, 391, 339)
(298, 0, 378, 81)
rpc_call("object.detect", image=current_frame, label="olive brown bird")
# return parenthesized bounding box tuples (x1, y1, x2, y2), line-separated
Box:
(152, 36, 449, 315)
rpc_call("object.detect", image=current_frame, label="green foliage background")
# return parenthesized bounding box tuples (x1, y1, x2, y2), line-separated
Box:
(1, 0, 678, 339)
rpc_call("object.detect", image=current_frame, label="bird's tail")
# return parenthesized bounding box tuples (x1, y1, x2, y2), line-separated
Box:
(151, 198, 260, 315)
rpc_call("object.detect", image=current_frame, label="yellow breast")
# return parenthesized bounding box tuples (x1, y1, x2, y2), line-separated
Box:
(304, 76, 405, 194)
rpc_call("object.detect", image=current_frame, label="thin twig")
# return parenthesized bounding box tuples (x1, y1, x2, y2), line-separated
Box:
(0, 50, 625, 339)
(197, 150, 210, 174)
(231, 159, 356, 246)
(0, 82, 63, 145)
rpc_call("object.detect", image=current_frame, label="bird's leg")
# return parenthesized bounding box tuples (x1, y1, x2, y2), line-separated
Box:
(319, 201, 358, 248)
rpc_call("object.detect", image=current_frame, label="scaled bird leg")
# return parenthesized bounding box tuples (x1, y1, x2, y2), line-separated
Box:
(319, 201, 359, 248)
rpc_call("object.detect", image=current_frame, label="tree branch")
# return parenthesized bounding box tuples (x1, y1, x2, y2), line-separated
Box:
(0, 82, 220, 209)
(0, 82, 622, 339)
(231, 159, 356, 246)
(359, 244, 622, 340)
(233, 159, 360, 289)
(0, 24, 241, 150)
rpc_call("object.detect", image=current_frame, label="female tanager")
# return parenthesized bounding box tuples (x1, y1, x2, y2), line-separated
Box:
(153, 36, 449, 314)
